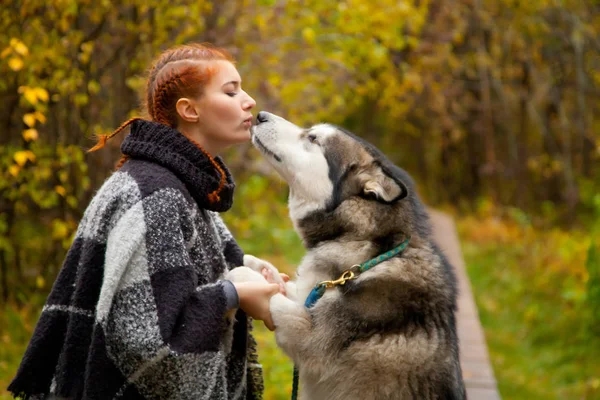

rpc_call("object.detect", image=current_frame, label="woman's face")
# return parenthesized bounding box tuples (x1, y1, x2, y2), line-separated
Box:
(192, 61, 256, 154)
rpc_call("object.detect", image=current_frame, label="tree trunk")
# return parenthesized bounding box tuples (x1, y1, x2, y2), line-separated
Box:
(573, 25, 593, 177)
(517, 63, 530, 209)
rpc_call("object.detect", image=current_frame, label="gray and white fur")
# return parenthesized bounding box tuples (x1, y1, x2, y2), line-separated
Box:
(229, 112, 466, 400)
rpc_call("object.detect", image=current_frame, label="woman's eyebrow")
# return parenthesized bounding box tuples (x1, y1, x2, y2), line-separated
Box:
(222, 80, 241, 88)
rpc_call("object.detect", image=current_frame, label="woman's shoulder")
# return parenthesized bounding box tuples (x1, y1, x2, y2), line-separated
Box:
(90, 159, 193, 210)
(118, 159, 193, 203)
(78, 160, 197, 239)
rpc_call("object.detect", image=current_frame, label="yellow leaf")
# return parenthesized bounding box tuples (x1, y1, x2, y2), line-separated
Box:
(8, 57, 23, 71)
(23, 113, 36, 127)
(256, 15, 267, 32)
(8, 165, 20, 177)
(36, 276, 45, 289)
(59, 19, 69, 33)
(0, 47, 11, 58)
(52, 219, 69, 240)
(87, 80, 100, 94)
(14, 41, 29, 56)
(302, 27, 316, 44)
(23, 129, 39, 141)
(55, 185, 66, 197)
(34, 87, 49, 102)
(14, 151, 28, 166)
(268, 74, 281, 87)
(21, 87, 37, 105)
(13, 150, 35, 166)
(35, 111, 47, 124)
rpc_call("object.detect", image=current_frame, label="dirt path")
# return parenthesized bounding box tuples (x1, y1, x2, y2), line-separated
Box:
(428, 210, 501, 400)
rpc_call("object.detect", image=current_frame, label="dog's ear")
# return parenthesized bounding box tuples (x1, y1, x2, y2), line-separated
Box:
(360, 163, 408, 203)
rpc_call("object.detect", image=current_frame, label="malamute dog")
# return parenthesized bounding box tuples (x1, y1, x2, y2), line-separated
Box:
(228, 112, 466, 400)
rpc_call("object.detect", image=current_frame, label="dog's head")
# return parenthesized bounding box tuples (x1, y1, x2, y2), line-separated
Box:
(251, 112, 428, 248)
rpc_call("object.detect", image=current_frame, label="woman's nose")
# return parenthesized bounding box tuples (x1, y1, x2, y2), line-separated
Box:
(243, 94, 256, 110)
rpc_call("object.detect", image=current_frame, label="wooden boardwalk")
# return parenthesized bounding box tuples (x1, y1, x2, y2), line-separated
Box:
(429, 210, 501, 400)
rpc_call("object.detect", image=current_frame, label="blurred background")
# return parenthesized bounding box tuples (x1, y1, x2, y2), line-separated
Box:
(1, 0, 599, 398)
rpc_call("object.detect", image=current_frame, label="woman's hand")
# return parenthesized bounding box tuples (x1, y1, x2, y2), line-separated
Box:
(233, 282, 280, 330)
(261, 268, 289, 295)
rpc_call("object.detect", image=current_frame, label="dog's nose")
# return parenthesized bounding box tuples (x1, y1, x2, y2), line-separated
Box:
(256, 111, 270, 124)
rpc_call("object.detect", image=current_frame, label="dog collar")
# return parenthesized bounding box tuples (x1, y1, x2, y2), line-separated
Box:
(304, 236, 411, 308)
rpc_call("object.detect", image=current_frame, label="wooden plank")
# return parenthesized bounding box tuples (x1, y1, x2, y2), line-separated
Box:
(428, 210, 501, 400)
(466, 388, 503, 400)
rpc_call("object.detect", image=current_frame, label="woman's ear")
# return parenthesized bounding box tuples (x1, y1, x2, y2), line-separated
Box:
(175, 98, 200, 123)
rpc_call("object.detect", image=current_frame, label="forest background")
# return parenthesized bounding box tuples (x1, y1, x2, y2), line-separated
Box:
(1, 0, 599, 398)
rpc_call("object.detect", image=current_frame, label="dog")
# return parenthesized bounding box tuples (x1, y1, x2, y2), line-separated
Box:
(227, 112, 466, 400)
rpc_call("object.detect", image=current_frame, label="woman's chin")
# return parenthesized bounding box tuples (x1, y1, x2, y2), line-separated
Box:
(237, 129, 252, 142)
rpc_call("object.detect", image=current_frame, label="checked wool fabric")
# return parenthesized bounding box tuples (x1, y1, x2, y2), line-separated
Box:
(8, 120, 263, 400)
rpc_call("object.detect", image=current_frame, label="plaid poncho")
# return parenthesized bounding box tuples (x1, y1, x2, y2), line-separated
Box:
(8, 119, 263, 400)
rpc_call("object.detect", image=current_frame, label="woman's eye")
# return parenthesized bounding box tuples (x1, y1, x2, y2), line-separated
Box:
(307, 134, 318, 143)
(227, 92, 238, 97)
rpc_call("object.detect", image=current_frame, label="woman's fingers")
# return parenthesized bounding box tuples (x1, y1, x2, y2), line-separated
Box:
(263, 284, 279, 330)
(263, 317, 275, 331)
(280, 273, 290, 282)
(267, 283, 280, 295)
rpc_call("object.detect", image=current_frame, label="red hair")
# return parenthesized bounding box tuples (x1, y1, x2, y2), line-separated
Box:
(89, 43, 234, 203)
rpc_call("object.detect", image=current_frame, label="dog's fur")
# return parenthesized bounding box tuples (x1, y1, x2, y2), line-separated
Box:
(227, 112, 466, 400)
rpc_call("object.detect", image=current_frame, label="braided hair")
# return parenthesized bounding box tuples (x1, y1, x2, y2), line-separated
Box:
(88, 43, 234, 203)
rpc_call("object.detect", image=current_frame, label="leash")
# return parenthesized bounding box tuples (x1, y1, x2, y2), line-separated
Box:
(291, 236, 411, 400)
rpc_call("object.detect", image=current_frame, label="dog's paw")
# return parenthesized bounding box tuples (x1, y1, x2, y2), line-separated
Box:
(243, 254, 285, 285)
(225, 266, 267, 284)
(270, 293, 310, 355)
(270, 293, 305, 323)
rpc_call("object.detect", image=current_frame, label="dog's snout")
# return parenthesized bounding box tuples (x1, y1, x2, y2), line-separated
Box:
(256, 111, 270, 124)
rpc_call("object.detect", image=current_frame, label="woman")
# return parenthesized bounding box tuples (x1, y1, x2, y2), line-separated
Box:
(8, 43, 280, 400)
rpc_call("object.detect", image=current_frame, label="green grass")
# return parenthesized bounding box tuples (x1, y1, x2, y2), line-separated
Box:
(458, 215, 600, 399)
(252, 322, 294, 400)
(0, 302, 39, 400)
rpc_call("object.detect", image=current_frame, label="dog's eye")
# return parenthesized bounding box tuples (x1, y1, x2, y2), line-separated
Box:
(307, 134, 318, 144)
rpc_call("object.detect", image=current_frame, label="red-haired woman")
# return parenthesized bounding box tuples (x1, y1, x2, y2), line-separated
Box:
(9, 44, 279, 400)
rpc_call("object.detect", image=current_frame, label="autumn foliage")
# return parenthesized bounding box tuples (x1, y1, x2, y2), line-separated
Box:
(0, 0, 599, 398)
